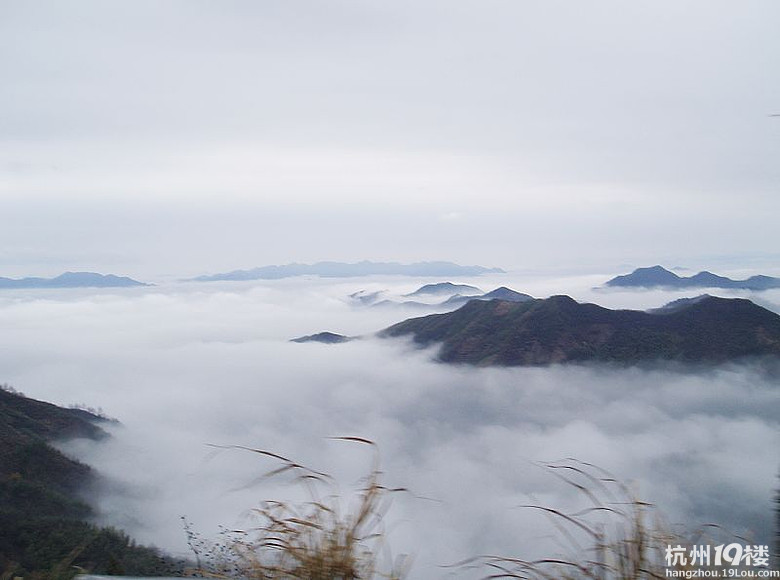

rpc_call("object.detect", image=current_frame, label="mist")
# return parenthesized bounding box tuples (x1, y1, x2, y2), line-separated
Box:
(0, 273, 777, 578)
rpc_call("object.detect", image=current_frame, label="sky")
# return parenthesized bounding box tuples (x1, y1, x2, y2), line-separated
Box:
(1, 1, 780, 278)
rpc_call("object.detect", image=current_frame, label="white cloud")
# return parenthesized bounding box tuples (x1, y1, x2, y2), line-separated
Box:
(1, 277, 776, 578)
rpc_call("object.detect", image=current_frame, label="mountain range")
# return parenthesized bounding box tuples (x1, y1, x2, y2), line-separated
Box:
(380, 295, 780, 366)
(605, 265, 780, 291)
(0, 272, 148, 289)
(192, 261, 504, 281)
(350, 284, 534, 309)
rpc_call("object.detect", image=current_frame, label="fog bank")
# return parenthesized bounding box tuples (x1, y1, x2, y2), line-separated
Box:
(0, 275, 776, 578)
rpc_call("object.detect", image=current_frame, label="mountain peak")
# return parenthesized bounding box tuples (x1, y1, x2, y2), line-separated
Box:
(606, 266, 680, 288)
(480, 287, 535, 302)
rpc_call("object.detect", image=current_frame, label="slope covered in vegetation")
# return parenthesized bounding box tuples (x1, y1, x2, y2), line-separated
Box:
(382, 295, 780, 366)
(0, 386, 183, 579)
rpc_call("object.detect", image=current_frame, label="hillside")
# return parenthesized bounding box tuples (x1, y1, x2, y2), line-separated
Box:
(0, 386, 182, 579)
(380, 295, 780, 366)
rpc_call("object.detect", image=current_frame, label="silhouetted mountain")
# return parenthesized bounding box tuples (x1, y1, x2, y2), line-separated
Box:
(192, 261, 504, 281)
(348, 292, 437, 309)
(349, 290, 386, 305)
(348, 286, 537, 310)
(404, 282, 482, 297)
(0, 387, 183, 577)
(442, 286, 535, 307)
(606, 265, 681, 287)
(606, 266, 780, 291)
(350, 285, 534, 311)
(290, 332, 354, 344)
(381, 295, 780, 366)
(0, 272, 148, 289)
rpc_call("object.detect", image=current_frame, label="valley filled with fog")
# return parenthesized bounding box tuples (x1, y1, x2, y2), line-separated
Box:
(0, 271, 777, 578)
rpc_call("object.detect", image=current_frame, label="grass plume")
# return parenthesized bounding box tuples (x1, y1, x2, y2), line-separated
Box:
(187, 438, 410, 580)
(457, 459, 755, 579)
(189, 450, 769, 579)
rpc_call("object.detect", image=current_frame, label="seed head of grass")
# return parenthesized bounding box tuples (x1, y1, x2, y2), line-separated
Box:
(189, 438, 410, 580)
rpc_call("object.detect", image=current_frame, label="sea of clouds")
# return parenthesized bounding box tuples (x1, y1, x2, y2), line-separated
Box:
(0, 272, 777, 578)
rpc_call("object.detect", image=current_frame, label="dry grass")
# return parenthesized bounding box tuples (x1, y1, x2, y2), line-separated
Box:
(189, 449, 763, 579)
(457, 459, 742, 580)
(187, 438, 410, 580)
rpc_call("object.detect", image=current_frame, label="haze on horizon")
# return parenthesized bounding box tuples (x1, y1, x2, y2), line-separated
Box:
(1, 1, 779, 278)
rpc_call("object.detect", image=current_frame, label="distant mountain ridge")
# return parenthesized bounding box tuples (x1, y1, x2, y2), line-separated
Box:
(381, 295, 780, 366)
(192, 261, 504, 281)
(0, 271, 148, 289)
(606, 265, 780, 291)
(349, 283, 534, 310)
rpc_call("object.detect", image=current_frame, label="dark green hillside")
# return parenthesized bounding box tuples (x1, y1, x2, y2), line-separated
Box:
(380, 295, 780, 366)
(0, 386, 183, 579)
(0, 387, 107, 509)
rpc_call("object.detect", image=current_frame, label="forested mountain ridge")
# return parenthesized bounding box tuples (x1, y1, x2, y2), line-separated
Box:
(381, 295, 780, 366)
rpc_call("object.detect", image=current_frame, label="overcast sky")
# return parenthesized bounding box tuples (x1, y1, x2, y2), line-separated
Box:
(2, 1, 779, 277)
